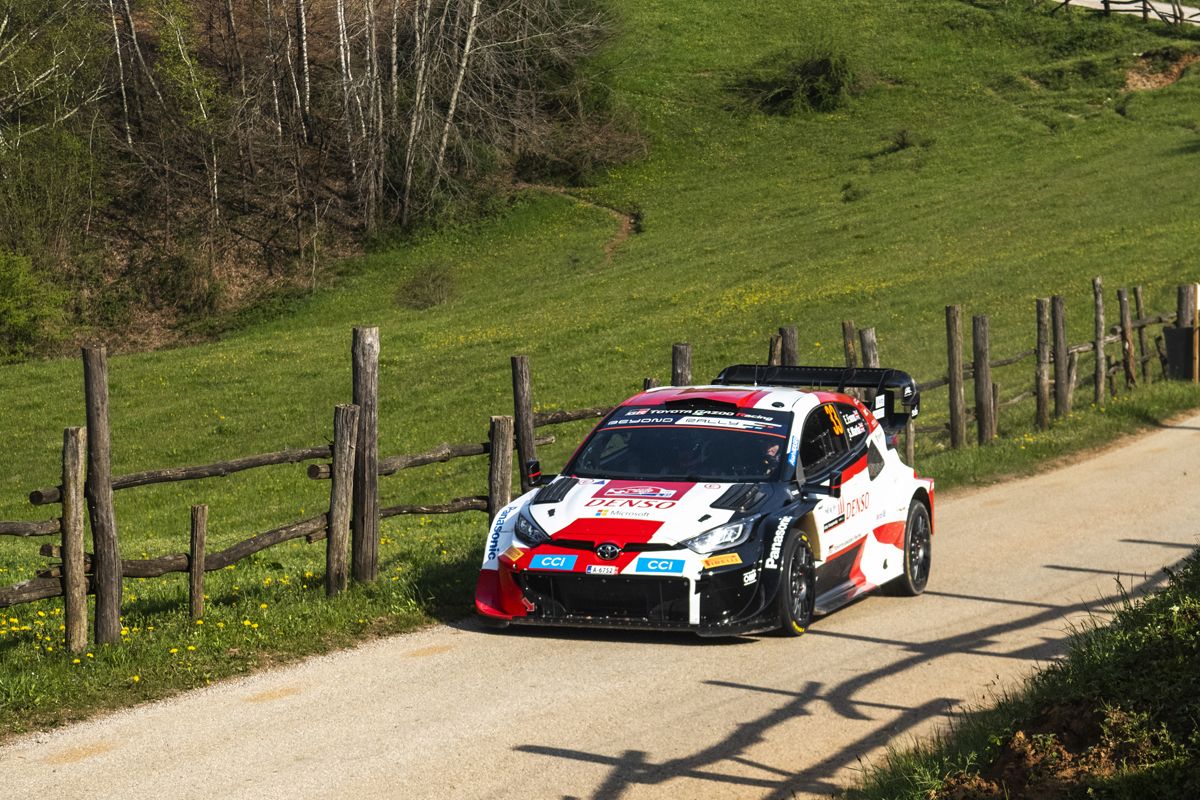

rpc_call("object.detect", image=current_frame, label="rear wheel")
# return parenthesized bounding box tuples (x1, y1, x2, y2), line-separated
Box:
(892, 500, 931, 596)
(776, 533, 815, 637)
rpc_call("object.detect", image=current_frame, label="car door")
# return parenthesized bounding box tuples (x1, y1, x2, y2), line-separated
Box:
(797, 402, 873, 599)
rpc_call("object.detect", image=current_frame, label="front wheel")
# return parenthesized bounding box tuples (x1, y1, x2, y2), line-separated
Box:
(776, 533, 816, 637)
(891, 500, 931, 597)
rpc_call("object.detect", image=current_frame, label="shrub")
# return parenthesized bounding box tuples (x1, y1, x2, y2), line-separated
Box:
(728, 47, 857, 115)
(0, 252, 64, 360)
(396, 265, 455, 310)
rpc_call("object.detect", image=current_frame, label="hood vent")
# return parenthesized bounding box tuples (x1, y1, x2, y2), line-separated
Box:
(709, 483, 766, 512)
(532, 477, 578, 505)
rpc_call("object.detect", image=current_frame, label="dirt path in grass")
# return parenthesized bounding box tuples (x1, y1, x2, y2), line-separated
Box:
(4, 414, 1200, 799)
(516, 182, 637, 261)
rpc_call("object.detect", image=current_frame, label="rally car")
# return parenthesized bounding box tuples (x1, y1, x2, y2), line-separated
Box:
(475, 364, 934, 636)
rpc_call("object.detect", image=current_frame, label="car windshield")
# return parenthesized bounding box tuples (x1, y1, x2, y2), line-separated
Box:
(568, 406, 794, 483)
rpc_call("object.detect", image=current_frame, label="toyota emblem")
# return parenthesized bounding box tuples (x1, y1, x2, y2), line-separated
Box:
(596, 543, 621, 561)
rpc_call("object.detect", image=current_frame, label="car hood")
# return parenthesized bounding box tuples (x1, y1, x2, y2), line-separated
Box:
(526, 478, 761, 547)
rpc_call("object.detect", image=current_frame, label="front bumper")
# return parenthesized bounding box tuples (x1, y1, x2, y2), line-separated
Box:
(476, 551, 777, 637)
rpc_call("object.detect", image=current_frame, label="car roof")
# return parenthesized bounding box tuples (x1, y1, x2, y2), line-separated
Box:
(620, 384, 839, 415)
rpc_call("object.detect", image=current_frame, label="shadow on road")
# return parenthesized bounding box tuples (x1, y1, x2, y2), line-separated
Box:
(511, 569, 1176, 800)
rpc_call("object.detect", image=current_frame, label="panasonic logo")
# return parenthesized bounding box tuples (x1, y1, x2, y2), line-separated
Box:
(765, 516, 792, 570)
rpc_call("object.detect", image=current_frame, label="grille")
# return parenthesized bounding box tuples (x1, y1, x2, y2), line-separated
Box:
(517, 573, 689, 623)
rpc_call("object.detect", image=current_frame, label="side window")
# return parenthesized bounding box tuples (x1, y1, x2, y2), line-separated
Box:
(837, 403, 869, 450)
(799, 404, 849, 477)
(867, 440, 885, 480)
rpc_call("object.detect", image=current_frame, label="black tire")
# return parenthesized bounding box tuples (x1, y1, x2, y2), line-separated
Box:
(776, 532, 816, 637)
(891, 500, 931, 597)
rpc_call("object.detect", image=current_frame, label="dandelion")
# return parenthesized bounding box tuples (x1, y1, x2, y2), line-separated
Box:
(72, 658, 81, 664)
(186, 645, 196, 651)
(131, 675, 140, 683)
(45, 646, 53, 652)
(259, 603, 268, 610)
(195, 619, 204, 625)
(243, 619, 252, 626)
(216, 622, 225, 629)
(37, 611, 46, 618)
(250, 623, 258, 630)
(169, 647, 179, 654)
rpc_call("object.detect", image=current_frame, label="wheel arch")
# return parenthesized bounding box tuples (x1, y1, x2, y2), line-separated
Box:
(912, 486, 933, 535)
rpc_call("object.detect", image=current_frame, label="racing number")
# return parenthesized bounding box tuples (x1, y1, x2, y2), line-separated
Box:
(823, 405, 844, 436)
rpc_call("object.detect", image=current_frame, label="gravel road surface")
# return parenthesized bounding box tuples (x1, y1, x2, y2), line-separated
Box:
(4, 413, 1199, 799)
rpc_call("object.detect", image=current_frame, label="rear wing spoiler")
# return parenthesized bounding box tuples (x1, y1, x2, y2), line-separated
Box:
(711, 364, 920, 432)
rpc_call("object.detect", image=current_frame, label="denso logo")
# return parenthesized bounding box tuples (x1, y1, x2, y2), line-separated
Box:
(846, 493, 870, 518)
(765, 516, 792, 570)
(529, 554, 576, 571)
(635, 557, 684, 574)
(585, 499, 676, 510)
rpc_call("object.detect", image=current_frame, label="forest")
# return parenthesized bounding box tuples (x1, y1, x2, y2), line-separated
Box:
(0, 0, 627, 358)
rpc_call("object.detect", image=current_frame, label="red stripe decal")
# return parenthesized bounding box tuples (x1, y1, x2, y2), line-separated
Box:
(873, 521, 905, 548)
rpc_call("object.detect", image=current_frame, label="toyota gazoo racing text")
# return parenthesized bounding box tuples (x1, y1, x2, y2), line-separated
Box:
(475, 364, 934, 637)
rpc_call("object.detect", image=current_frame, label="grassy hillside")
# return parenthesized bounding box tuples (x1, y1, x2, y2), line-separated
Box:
(3, 0, 1200, 733)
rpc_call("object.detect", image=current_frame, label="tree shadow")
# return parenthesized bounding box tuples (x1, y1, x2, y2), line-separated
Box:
(510, 569, 1174, 799)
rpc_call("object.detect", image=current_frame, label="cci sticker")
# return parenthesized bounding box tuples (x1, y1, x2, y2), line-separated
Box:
(634, 557, 685, 575)
(703, 553, 742, 569)
(585, 565, 618, 575)
(529, 554, 577, 571)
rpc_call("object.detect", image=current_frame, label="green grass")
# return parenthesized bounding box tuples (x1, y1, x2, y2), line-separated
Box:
(845, 549, 1200, 799)
(4, 0, 1200, 736)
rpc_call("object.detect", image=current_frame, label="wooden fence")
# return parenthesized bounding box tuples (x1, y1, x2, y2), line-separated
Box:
(2, 280, 1197, 653)
(0, 326, 534, 653)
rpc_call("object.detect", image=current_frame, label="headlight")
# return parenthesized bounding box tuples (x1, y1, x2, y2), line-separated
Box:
(513, 509, 551, 545)
(682, 516, 758, 554)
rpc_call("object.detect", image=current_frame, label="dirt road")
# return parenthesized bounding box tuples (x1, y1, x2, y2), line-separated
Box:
(4, 414, 1199, 799)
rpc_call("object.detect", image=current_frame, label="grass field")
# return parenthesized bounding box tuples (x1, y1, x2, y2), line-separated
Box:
(3, 0, 1200, 735)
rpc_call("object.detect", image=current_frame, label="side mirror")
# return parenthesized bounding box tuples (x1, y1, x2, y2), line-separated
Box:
(525, 459, 548, 487)
(801, 469, 842, 500)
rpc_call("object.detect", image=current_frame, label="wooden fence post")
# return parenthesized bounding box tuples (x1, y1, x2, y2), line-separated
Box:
(1177, 284, 1196, 331)
(946, 306, 967, 447)
(511, 355, 537, 493)
(61, 427, 87, 654)
(643, 377, 660, 390)
(767, 335, 782, 366)
(351, 326, 380, 584)
(1133, 286, 1150, 383)
(671, 343, 692, 386)
(1194, 283, 1199, 384)
(991, 382, 1000, 441)
(1067, 352, 1080, 409)
(779, 326, 798, 367)
(1052, 296, 1070, 418)
(1092, 277, 1105, 407)
(859, 327, 880, 407)
(841, 321, 858, 369)
(83, 346, 121, 645)
(1036, 299, 1051, 430)
(1118, 288, 1137, 389)
(973, 316, 994, 445)
(189, 505, 207, 620)
(488, 416, 515, 521)
(904, 418, 915, 467)
(327, 404, 359, 597)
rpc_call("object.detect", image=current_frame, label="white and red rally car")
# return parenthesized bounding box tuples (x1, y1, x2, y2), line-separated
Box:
(476, 365, 934, 636)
